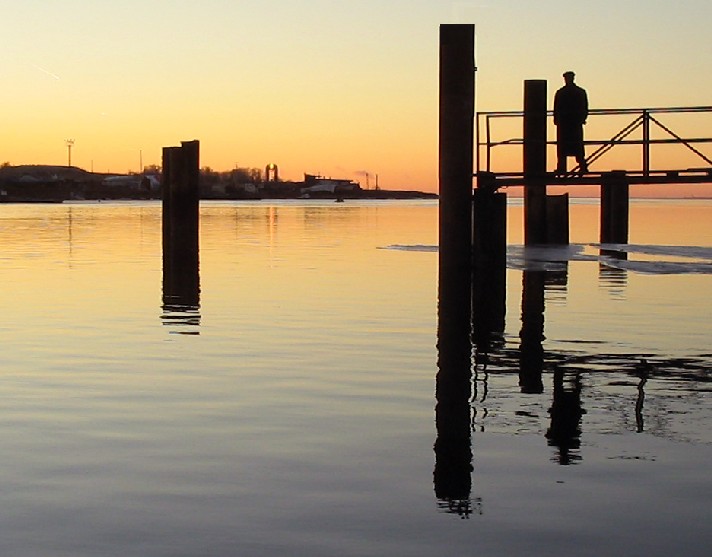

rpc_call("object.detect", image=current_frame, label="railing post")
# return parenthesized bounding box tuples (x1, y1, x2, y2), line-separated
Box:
(475, 114, 480, 175)
(486, 115, 492, 172)
(643, 110, 650, 178)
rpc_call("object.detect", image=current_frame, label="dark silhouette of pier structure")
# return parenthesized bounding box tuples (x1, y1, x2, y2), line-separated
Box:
(435, 23, 712, 507)
(438, 24, 712, 254)
(479, 98, 712, 245)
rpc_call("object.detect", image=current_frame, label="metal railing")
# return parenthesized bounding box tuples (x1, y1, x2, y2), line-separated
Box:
(476, 106, 712, 176)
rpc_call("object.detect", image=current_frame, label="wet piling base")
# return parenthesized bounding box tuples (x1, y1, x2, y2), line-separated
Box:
(546, 193, 570, 245)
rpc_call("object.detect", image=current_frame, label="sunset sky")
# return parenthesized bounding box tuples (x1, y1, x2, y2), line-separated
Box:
(2, 0, 711, 195)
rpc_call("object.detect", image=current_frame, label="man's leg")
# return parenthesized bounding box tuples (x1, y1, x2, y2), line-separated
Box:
(576, 148, 588, 173)
(575, 126, 588, 173)
(556, 143, 566, 174)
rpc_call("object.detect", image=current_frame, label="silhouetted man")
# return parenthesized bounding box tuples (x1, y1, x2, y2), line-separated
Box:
(554, 71, 588, 174)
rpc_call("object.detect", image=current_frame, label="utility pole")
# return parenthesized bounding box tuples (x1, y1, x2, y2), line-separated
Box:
(65, 139, 75, 167)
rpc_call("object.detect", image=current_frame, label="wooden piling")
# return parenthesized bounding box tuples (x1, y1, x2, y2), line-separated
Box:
(523, 80, 548, 245)
(600, 170, 630, 244)
(472, 178, 507, 269)
(162, 140, 200, 310)
(546, 193, 569, 244)
(472, 182, 507, 351)
(435, 25, 475, 508)
(438, 24, 475, 293)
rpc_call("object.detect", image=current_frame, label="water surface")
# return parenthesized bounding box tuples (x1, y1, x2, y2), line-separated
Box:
(0, 199, 709, 556)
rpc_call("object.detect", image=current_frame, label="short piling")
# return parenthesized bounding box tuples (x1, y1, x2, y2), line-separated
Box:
(600, 170, 630, 244)
(162, 140, 200, 312)
(546, 193, 570, 244)
(523, 80, 548, 245)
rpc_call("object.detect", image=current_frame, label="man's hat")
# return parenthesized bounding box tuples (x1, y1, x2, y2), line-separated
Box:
(563, 71, 575, 77)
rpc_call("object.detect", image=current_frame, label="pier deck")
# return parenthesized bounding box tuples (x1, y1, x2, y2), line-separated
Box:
(480, 168, 712, 189)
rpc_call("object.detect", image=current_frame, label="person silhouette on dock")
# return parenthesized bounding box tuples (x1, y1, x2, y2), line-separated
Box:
(554, 71, 589, 175)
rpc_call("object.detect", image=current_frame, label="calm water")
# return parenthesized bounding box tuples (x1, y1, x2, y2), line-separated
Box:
(0, 199, 709, 556)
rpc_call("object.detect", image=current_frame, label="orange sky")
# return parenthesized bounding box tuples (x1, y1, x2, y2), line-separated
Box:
(1, 1, 711, 196)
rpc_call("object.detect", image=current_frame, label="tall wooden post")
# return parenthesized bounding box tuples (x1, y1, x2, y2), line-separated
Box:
(600, 170, 630, 244)
(439, 24, 475, 297)
(523, 80, 548, 245)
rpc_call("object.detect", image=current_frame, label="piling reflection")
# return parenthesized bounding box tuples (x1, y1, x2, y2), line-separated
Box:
(161, 255, 201, 333)
(519, 270, 545, 394)
(544, 266, 568, 305)
(546, 367, 585, 465)
(599, 260, 628, 298)
(472, 260, 506, 358)
(161, 141, 201, 334)
(436, 239, 710, 518)
(434, 256, 474, 517)
(635, 359, 651, 433)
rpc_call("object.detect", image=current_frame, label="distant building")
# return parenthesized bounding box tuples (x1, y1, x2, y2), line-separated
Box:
(300, 173, 360, 195)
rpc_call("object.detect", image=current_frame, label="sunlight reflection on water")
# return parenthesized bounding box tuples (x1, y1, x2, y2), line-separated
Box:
(0, 199, 709, 556)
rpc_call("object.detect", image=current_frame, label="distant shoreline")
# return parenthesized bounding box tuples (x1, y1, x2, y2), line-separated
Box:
(0, 164, 437, 203)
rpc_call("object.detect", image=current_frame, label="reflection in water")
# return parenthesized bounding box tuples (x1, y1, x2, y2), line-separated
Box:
(66, 207, 74, 267)
(434, 254, 474, 517)
(544, 267, 568, 305)
(546, 367, 586, 465)
(162, 239, 201, 334)
(472, 265, 506, 359)
(635, 360, 651, 433)
(519, 271, 545, 394)
(435, 206, 712, 515)
(599, 259, 628, 299)
(471, 241, 506, 432)
(162, 263, 201, 333)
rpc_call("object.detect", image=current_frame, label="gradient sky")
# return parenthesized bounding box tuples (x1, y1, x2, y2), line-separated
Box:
(2, 0, 711, 194)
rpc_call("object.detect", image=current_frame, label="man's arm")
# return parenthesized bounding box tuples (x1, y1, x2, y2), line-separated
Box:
(581, 88, 589, 124)
(553, 90, 561, 125)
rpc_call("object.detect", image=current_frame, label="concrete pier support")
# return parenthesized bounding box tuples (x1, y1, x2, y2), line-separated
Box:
(523, 80, 548, 245)
(600, 170, 630, 244)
